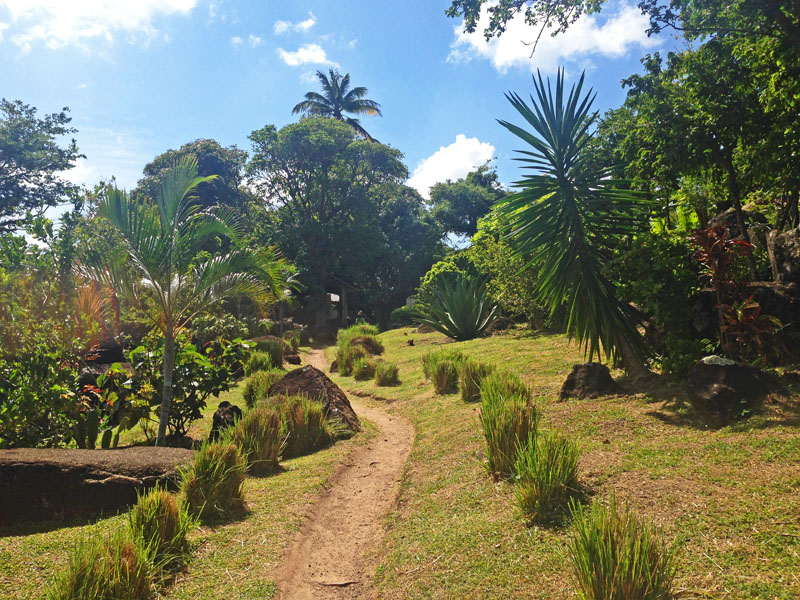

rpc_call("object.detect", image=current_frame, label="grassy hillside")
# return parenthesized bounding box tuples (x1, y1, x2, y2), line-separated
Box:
(327, 327, 800, 599)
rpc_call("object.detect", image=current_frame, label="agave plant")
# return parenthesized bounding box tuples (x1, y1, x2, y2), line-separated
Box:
(415, 274, 499, 341)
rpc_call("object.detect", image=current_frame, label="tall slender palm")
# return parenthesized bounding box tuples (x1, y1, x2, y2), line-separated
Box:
(496, 69, 650, 377)
(79, 157, 296, 444)
(292, 69, 382, 141)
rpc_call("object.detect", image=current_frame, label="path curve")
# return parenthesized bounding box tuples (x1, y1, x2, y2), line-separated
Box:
(273, 349, 414, 599)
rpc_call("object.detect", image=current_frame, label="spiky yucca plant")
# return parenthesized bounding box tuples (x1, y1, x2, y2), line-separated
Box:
(416, 274, 500, 341)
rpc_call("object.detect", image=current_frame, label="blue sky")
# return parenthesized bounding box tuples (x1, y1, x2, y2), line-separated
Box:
(0, 0, 668, 211)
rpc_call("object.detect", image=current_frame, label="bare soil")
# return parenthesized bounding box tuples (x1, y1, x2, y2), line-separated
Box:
(273, 349, 415, 599)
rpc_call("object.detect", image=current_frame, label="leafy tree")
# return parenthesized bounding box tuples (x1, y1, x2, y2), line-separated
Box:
(292, 69, 382, 141)
(80, 157, 294, 445)
(496, 70, 650, 376)
(247, 118, 433, 327)
(429, 163, 505, 238)
(0, 99, 82, 233)
(136, 139, 248, 211)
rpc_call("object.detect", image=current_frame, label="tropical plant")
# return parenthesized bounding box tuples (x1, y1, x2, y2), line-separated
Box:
(291, 69, 382, 141)
(128, 487, 195, 568)
(496, 69, 650, 377)
(514, 430, 580, 524)
(568, 496, 677, 600)
(180, 439, 247, 519)
(415, 274, 500, 341)
(79, 157, 295, 445)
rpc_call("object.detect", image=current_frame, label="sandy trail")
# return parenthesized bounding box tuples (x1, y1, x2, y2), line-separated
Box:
(273, 348, 414, 599)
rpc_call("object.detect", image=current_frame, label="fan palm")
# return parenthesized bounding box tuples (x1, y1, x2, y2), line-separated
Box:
(496, 69, 650, 376)
(79, 157, 296, 445)
(292, 69, 382, 141)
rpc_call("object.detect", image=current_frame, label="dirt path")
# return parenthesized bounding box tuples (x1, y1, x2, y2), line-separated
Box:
(273, 349, 414, 599)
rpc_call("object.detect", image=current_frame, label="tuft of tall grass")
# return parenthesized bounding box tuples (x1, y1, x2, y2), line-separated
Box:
(479, 374, 538, 478)
(282, 330, 301, 352)
(568, 496, 677, 600)
(433, 360, 460, 394)
(352, 357, 377, 380)
(255, 337, 284, 368)
(244, 351, 273, 376)
(336, 323, 379, 348)
(46, 529, 155, 600)
(128, 487, 195, 568)
(514, 430, 580, 524)
(480, 370, 533, 404)
(180, 440, 247, 520)
(232, 406, 285, 475)
(336, 344, 366, 377)
(242, 368, 285, 408)
(374, 361, 400, 386)
(272, 394, 336, 458)
(458, 358, 495, 402)
(421, 348, 466, 380)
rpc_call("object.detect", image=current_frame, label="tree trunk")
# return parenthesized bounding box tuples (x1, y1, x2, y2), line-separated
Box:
(616, 333, 651, 381)
(155, 323, 175, 446)
(722, 152, 758, 279)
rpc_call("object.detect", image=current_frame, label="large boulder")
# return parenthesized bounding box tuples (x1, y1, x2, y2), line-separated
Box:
(559, 363, 618, 400)
(768, 228, 800, 288)
(687, 356, 771, 423)
(0, 447, 194, 524)
(269, 365, 360, 433)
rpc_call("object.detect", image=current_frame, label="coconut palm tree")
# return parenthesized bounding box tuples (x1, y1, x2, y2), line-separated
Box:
(79, 157, 296, 445)
(292, 69, 382, 141)
(496, 69, 650, 378)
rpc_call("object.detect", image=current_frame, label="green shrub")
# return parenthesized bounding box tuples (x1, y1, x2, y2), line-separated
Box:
(433, 360, 460, 394)
(272, 394, 335, 458)
(569, 496, 676, 600)
(458, 358, 495, 402)
(389, 305, 423, 326)
(254, 337, 284, 368)
(416, 274, 500, 341)
(180, 440, 247, 520)
(353, 357, 377, 381)
(375, 362, 400, 386)
(480, 375, 538, 478)
(242, 369, 285, 408)
(282, 330, 301, 352)
(336, 344, 367, 377)
(129, 487, 195, 567)
(244, 351, 273, 376)
(232, 406, 285, 475)
(421, 348, 466, 380)
(46, 529, 155, 600)
(514, 430, 580, 524)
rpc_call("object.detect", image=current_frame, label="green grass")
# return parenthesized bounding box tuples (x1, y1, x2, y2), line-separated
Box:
(0, 374, 375, 600)
(325, 327, 800, 599)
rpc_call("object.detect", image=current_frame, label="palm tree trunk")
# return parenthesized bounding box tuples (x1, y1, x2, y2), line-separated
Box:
(616, 333, 650, 380)
(156, 323, 175, 446)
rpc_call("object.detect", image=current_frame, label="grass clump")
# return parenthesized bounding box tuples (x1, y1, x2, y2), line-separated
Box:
(282, 329, 301, 352)
(46, 530, 155, 600)
(180, 440, 247, 520)
(514, 430, 580, 524)
(479, 371, 538, 478)
(270, 394, 336, 458)
(569, 496, 676, 600)
(128, 487, 195, 568)
(336, 343, 367, 376)
(232, 406, 285, 475)
(255, 337, 284, 368)
(242, 368, 285, 408)
(433, 360, 460, 394)
(458, 358, 495, 402)
(420, 347, 466, 379)
(244, 351, 273, 376)
(353, 357, 377, 381)
(374, 361, 400, 386)
(336, 323, 379, 347)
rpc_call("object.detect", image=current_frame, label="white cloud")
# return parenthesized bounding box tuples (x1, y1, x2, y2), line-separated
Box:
(347, 37, 358, 49)
(0, 0, 197, 53)
(230, 35, 243, 45)
(300, 70, 318, 84)
(448, 0, 658, 74)
(408, 134, 495, 199)
(278, 43, 337, 67)
(0, 22, 7, 40)
(273, 12, 315, 35)
(248, 33, 262, 47)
